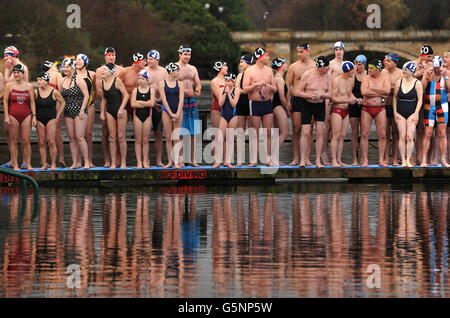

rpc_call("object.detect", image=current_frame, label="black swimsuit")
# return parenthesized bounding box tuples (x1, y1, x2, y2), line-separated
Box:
(134, 87, 151, 123)
(397, 79, 418, 120)
(84, 72, 94, 107)
(349, 77, 362, 118)
(36, 89, 57, 126)
(102, 78, 122, 120)
(236, 71, 250, 116)
(61, 75, 87, 119)
(273, 82, 287, 108)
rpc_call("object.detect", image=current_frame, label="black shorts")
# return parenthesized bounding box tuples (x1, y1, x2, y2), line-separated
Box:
(301, 99, 326, 125)
(349, 103, 362, 118)
(249, 100, 273, 117)
(236, 94, 250, 116)
(291, 96, 303, 113)
(386, 104, 394, 118)
(152, 107, 163, 132)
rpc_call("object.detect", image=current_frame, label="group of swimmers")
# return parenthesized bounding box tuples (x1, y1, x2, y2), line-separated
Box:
(1, 42, 449, 171)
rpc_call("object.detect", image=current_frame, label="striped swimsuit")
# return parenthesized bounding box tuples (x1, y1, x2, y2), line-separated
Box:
(424, 76, 448, 126)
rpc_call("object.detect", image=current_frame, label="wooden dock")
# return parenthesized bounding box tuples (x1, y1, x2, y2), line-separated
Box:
(1, 165, 449, 187)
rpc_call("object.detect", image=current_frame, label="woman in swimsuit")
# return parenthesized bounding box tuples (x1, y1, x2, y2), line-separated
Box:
(100, 63, 129, 169)
(3, 64, 36, 171)
(61, 58, 90, 170)
(131, 70, 155, 168)
(212, 72, 240, 168)
(393, 62, 423, 167)
(272, 58, 290, 164)
(159, 63, 184, 168)
(35, 72, 65, 170)
(210, 61, 228, 129)
(75, 54, 96, 167)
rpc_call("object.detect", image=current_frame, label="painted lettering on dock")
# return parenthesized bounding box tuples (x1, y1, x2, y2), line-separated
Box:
(159, 170, 207, 180)
(0, 172, 35, 184)
(160, 185, 207, 194)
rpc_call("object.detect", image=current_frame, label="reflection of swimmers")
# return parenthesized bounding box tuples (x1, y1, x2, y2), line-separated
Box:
(420, 56, 450, 167)
(298, 56, 332, 168)
(159, 63, 184, 168)
(3, 64, 36, 171)
(131, 70, 155, 168)
(360, 59, 391, 167)
(393, 62, 423, 167)
(35, 72, 65, 170)
(100, 63, 129, 169)
(330, 61, 359, 167)
(382, 53, 403, 166)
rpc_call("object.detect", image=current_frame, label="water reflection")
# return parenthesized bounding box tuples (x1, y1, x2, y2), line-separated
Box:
(0, 186, 449, 297)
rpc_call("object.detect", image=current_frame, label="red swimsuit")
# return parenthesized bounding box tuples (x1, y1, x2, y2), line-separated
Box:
(210, 85, 226, 112)
(362, 105, 385, 118)
(332, 107, 349, 119)
(9, 89, 31, 124)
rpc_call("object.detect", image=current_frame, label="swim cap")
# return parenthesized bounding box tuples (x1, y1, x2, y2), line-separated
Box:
(368, 59, 383, 70)
(385, 53, 399, 64)
(165, 62, 180, 74)
(297, 43, 310, 51)
(37, 71, 50, 83)
(315, 56, 329, 68)
(225, 72, 236, 82)
(334, 41, 345, 51)
(77, 53, 89, 67)
(402, 61, 416, 73)
(354, 55, 367, 66)
(104, 47, 116, 56)
(4, 46, 19, 58)
(12, 64, 25, 74)
(132, 52, 145, 64)
(420, 45, 433, 56)
(240, 53, 254, 65)
(41, 61, 54, 72)
(62, 58, 75, 69)
(272, 57, 286, 70)
(104, 63, 116, 74)
(213, 61, 227, 72)
(147, 50, 160, 61)
(138, 70, 150, 80)
(342, 61, 355, 73)
(432, 56, 443, 68)
(254, 47, 268, 60)
(178, 45, 192, 54)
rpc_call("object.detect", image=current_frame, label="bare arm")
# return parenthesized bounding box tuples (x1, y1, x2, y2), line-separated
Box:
(177, 81, 184, 115)
(296, 73, 315, 99)
(28, 84, 36, 127)
(392, 79, 400, 115)
(53, 89, 65, 121)
(275, 77, 288, 108)
(3, 83, 10, 122)
(0, 73, 4, 100)
(229, 87, 241, 107)
(130, 87, 139, 108)
(414, 80, 423, 114)
(77, 77, 89, 111)
(194, 68, 201, 96)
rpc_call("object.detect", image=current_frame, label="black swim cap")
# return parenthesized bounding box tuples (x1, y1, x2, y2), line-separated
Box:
(132, 52, 145, 63)
(297, 43, 310, 51)
(271, 57, 286, 70)
(213, 61, 227, 72)
(368, 59, 383, 70)
(37, 71, 50, 83)
(224, 72, 236, 82)
(240, 53, 254, 65)
(13, 63, 25, 74)
(166, 62, 180, 74)
(420, 45, 433, 56)
(315, 56, 329, 68)
(254, 47, 268, 60)
(104, 47, 116, 56)
(41, 61, 54, 72)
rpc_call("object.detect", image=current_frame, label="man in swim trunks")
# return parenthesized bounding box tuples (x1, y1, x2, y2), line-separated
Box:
(3, 46, 29, 83)
(242, 47, 277, 166)
(382, 53, 403, 166)
(323, 41, 346, 165)
(297, 56, 332, 168)
(95, 47, 124, 167)
(413, 45, 434, 164)
(176, 44, 202, 167)
(146, 49, 167, 167)
(420, 56, 450, 167)
(360, 59, 391, 167)
(285, 43, 316, 166)
(119, 52, 146, 116)
(330, 61, 360, 167)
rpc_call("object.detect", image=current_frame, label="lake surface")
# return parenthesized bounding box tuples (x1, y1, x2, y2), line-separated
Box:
(0, 182, 449, 298)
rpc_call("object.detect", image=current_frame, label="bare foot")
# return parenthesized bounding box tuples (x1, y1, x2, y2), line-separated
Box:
(110, 164, 116, 169)
(68, 165, 77, 170)
(247, 162, 258, 167)
(137, 163, 143, 169)
(265, 161, 274, 167)
(299, 161, 306, 167)
(59, 161, 67, 168)
(83, 165, 90, 170)
(212, 162, 221, 168)
(442, 161, 450, 168)
(352, 160, 359, 166)
(157, 161, 164, 167)
(393, 161, 400, 166)
(401, 162, 407, 167)
(180, 162, 185, 168)
(174, 163, 181, 169)
(288, 160, 299, 166)
(406, 162, 414, 168)
(361, 161, 369, 167)
(143, 164, 151, 169)
(316, 161, 324, 168)
(89, 163, 96, 168)
(420, 162, 427, 168)
(191, 162, 200, 168)
(225, 163, 234, 168)
(120, 163, 127, 169)
(40, 164, 49, 170)
(306, 160, 313, 166)
(379, 162, 389, 167)
(236, 163, 243, 167)
(13, 166, 20, 171)
(50, 164, 57, 170)
(331, 162, 341, 167)
(339, 161, 349, 167)
(164, 163, 173, 169)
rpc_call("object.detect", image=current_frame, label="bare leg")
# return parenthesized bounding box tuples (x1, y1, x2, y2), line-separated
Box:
(290, 112, 301, 166)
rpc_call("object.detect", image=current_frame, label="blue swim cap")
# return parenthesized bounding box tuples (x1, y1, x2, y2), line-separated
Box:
(138, 70, 150, 79)
(432, 56, 443, 68)
(334, 41, 345, 51)
(147, 50, 160, 61)
(385, 53, 399, 64)
(355, 55, 367, 66)
(77, 53, 89, 67)
(342, 61, 355, 73)
(402, 61, 416, 73)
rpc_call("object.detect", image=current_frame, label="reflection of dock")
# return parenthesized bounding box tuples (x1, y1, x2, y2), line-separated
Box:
(1, 165, 449, 187)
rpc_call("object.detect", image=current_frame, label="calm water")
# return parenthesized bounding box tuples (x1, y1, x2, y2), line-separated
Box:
(0, 183, 449, 298)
